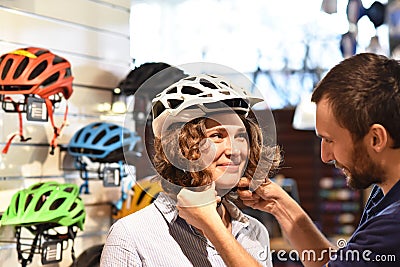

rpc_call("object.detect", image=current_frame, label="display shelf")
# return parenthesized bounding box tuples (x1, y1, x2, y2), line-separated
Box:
(318, 174, 363, 236)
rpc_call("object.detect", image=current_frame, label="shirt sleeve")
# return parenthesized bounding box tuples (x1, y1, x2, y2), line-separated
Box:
(258, 223, 273, 267)
(100, 219, 142, 267)
(243, 216, 273, 267)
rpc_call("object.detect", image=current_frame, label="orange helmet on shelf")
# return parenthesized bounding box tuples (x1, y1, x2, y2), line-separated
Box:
(0, 47, 74, 154)
(0, 47, 73, 100)
(113, 176, 162, 220)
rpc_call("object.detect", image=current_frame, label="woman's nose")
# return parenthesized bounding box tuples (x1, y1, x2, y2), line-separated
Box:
(225, 139, 241, 156)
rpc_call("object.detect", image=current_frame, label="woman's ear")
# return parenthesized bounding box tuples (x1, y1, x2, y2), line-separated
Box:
(368, 124, 388, 153)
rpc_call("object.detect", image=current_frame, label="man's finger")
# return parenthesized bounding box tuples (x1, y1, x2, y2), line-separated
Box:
(237, 177, 251, 188)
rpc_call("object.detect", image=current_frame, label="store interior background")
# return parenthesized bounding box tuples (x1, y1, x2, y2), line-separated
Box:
(0, 0, 395, 266)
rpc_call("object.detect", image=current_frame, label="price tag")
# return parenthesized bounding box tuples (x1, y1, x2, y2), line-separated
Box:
(41, 240, 63, 265)
(103, 167, 121, 187)
(27, 96, 48, 122)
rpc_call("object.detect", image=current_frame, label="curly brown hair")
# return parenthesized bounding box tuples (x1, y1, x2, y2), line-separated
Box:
(153, 112, 282, 194)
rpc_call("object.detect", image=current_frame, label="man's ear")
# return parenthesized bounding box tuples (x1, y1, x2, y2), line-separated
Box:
(368, 124, 388, 153)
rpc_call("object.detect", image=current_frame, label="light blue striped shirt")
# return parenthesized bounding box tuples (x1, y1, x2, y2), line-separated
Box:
(100, 192, 272, 267)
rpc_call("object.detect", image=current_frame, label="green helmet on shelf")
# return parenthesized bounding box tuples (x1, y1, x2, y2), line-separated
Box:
(0, 181, 85, 230)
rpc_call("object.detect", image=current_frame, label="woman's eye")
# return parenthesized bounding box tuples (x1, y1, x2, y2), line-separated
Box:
(209, 133, 223, 139)
(236, 133, 247, 140)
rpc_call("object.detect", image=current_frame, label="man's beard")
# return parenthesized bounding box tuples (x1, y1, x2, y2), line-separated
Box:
(340, 141, 383, 190)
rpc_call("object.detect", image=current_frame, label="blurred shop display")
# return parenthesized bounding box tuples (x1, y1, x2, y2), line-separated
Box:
(341, 0, 387, 58)
(321, 0, 338, 14)
(388, 0, 400, 56)
(117, 62, 187, 178)
(67, 121, 142, 211)
(318, 172, 363, 236)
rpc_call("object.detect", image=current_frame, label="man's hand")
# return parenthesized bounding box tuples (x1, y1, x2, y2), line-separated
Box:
(237, 177, 288, 214)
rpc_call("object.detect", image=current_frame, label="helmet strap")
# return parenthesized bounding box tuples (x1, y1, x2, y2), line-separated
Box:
(1, 96, 32, 154)
(15, 225, 42, 267)
(15, 225, 79, 266)
(68, 225, 77, 263)
(44, 98, 69, 155)
(79, 160, 90, 194)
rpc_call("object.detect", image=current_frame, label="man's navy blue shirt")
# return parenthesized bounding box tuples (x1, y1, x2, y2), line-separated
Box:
(327, 180, 400, 266)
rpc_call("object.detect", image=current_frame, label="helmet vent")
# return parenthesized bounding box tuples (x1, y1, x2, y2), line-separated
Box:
(184, 76, 196, 81)
(84, 132, 91, 143)
(181, 86, 202, 95)
(73, 210, 84, 219)
(199, 78, 218, 89)
(65, 68, 72, 78)
(74, 129, 83, 142)
(167, 87, 177, 94)
(28, 61, 48, 80)
(53, 56, 66, 65)
(152, 101, 165, 118)
(13, 57, 29, 79)
(220, 81, 229, 87)
(104, 135, 120, 146)
(69, 202, 77, 212)
(42, 72, 60, 86)
(1, 59, 13, 80)
(199, 93, 212, 98)
(64, 187, 74, 193)
(34, 49, 48, 57)
(93, 130, 106, 144)
(137, 187, 150, 204)
(168, 99, 184, 109)
(49, 198, 66, 210)
(35, 191, 51, 211)
(31, 183, 45, 190)
(15, 195, 20, 212)
(109, 125, 118, 131)
(25, 194, 33, 211)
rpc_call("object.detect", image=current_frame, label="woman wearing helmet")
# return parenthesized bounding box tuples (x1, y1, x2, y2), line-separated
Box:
(101, 74, 281, 267)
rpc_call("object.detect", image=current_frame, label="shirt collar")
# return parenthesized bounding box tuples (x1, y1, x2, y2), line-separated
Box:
(153, 192, 250, 226)
(154, 192, 179, 223)
(366, 179, 400, 218)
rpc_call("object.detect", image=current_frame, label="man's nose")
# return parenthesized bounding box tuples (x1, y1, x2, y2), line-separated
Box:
(320, 140, 334, 163)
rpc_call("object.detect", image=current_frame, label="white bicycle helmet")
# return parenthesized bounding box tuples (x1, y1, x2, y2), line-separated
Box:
(151, 74, 263, 138)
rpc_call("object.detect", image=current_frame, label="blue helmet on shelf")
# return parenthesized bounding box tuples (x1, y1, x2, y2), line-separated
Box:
(68, 122, 142, 163)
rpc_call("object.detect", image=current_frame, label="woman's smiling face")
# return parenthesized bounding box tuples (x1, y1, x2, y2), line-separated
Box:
(202, 112, 249, 191)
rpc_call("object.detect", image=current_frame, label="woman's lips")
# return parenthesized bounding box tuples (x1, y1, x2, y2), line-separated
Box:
(217, 163, 240, 173)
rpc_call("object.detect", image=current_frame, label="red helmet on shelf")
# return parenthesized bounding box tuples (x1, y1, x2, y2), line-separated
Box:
(0, 47, 74, 155)
(0, 47, 73, 100)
